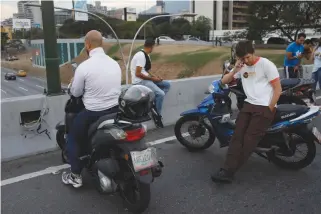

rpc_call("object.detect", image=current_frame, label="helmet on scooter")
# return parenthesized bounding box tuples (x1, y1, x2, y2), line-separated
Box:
(118, 85, 155, 119)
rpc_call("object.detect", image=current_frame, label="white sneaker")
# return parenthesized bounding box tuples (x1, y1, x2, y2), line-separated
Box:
(62, 171, 83, 188)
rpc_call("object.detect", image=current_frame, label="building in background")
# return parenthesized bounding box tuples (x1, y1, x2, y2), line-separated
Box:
(13, 1, 42, 28)
(86, 1, 108, 16)
(190, 0, 249, 30)
(55, 11, 72, 26)
(107, 7, 137, 21)
(156, 0, 165, 13)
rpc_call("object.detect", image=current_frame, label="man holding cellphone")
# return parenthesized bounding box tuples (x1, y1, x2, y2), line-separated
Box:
(211, 40, 282, 183)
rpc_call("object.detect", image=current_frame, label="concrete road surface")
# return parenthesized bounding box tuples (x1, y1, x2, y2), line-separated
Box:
(2, 111, 321, 213)
(1, 67, 46, 99)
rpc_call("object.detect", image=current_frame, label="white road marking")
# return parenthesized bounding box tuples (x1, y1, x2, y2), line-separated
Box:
(1, 89, 7, 94)
(4, 80, 8, 82)
(18, 79, 24, 82)
(316, 96, 321, 100)
(36, 85, 44, 89)
(18, 87, 28, 91)
(1, 133, 187, 187)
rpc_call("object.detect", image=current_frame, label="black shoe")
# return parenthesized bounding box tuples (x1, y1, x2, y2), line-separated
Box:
(211, 168, 234, 183)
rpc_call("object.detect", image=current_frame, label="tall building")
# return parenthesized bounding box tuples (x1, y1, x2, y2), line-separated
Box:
(87, 1, 108, 15)
(156, 0, 165, 13)
(13, 1, 42, 27)
(190, 0, 249, 30)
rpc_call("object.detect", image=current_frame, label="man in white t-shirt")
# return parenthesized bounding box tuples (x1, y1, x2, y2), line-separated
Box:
(130, 39, 170, 117)
(211, 40, 282, 183)
(61, 30, 121, 188)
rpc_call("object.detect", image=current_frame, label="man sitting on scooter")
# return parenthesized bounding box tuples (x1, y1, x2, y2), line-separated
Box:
(130, 38, 170, 119)
(61, 30, 122, 188)
(211, 40, 282, 183)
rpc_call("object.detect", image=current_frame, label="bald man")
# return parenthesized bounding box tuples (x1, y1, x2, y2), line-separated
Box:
(62, 30, 121, 188)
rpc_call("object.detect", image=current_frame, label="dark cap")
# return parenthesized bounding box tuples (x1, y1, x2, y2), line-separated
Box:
(144, 38, 155, 47)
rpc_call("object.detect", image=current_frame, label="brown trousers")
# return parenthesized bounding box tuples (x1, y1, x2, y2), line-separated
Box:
(223, 102, 275, 173)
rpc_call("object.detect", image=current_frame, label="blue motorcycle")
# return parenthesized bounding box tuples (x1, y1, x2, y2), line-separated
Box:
(174, 80, 321, 170)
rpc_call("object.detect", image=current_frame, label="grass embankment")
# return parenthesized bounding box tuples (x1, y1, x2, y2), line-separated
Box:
(164, 51, 222, 78)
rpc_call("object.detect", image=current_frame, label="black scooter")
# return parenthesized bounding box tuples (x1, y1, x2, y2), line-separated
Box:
(55, 63, 163, 213)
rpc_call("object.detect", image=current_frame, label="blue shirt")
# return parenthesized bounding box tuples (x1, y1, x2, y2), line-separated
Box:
(284, 42, 304, 67)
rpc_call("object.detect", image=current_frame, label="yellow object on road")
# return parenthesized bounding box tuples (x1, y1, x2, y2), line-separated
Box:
(17, 70, 27, 77)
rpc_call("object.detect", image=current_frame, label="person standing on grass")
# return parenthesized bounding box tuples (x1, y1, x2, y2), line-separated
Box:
(284, 33, 306, 78)
(311, 38, 321, 90)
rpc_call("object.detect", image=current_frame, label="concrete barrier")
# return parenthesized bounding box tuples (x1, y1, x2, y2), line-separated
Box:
(0, 65, 315, 162)
(1, 75, 223, 162)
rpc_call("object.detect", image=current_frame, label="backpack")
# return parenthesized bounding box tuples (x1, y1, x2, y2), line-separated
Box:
(140, 50, 151, 72)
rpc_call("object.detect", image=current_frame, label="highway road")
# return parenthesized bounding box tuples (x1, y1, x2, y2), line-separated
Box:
(2, 101, 321, 213)
(1, 67, 46, 99)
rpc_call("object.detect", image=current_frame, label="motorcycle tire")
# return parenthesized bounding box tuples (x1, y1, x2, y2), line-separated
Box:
(56, 130, 68, 164)
(120, 161, 151, 214)
(174, 115, 215, 151)
(267, 129, 316, 170)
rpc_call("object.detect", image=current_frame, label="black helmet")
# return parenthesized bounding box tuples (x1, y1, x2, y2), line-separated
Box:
(119, 85, 155, 119)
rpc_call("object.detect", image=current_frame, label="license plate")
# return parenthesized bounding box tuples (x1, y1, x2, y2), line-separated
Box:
(312, 127, 321, 144)
(130, 147, 158, 172)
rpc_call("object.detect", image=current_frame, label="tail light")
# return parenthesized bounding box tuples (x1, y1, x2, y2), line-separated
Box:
(125, 127, 146, 142)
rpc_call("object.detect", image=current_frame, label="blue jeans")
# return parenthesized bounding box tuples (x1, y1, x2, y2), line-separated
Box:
(312, 67, 321, 91)
(137, 80, 171, 115)
(67, 106, 119, 174)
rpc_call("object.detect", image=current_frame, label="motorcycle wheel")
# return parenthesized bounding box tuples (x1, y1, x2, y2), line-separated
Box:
(277, 95, 307, 106)
(56, 130, 68, 164)
(119, 161, 151, 214)
(267, 130, 316, 170)
(174, 115, 215, 151)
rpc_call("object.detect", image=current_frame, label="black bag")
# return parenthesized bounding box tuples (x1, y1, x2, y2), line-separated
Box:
(140, 50, 151, 72)
(64, 96, 85, 113)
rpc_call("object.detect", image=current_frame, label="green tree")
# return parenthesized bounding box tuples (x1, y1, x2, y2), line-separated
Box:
(246, 1, 321, 41)
(192, 16, 212, 40)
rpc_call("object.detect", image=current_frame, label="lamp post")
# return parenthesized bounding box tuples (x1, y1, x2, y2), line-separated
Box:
(125, 13, 197, 85)
(26, 3, 128, 84)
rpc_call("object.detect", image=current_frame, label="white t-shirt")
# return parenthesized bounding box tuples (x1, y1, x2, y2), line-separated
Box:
(233, 57, 279, 106)
(130, 51, 151, 84)
(71, 47, 121, 111)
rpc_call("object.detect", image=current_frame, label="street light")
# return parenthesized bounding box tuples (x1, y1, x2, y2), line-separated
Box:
(26, 4, 128, 84)
(125, 13, 197, 84)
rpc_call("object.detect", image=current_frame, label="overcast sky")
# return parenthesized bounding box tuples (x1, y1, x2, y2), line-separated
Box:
(1, 0, 156, 20)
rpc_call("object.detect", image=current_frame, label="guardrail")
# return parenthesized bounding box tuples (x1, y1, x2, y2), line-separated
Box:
(1, 65, 315, 161)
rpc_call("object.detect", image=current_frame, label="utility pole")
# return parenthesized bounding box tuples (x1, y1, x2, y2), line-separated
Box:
(41, 0, 61, 95)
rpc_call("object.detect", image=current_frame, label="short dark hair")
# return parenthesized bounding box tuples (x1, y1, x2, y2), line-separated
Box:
(235, 40, 254, 58)
(144, 38, 155, 47)
(304, 39, 312, 45)
(297, 33, 306, 39)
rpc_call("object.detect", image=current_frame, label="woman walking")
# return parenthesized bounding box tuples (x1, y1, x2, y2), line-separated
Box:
(312, 38, 321, 90)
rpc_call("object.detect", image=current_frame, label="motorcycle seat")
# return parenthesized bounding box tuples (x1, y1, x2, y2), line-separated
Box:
(273, 104, 309, 123)
(280, 78, 300, 90)
(88, 113, 118, 137)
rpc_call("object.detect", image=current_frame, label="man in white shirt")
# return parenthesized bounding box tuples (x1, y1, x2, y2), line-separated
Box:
(130, 39, 170, 118)
(62, 30, 121, 188)
(211, 40, 282, 183)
